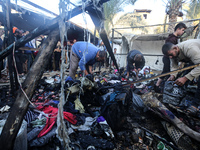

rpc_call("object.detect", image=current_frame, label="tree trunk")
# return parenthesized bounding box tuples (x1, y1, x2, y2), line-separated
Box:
(167, 0, 182, 33)
(168, 12, 178, 33)
(0, 28, 59, 150)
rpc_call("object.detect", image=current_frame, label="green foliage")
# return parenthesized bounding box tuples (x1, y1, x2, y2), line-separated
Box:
(75, 0, 137, 35)
(186, 0, 200, 19)
(154, 26, 163, 34)
(103, 0, 137, 34)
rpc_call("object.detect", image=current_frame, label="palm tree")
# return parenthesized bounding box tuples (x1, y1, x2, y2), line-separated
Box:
(165, 0, 183, 33)
(103, 0, 137, 34)
(115, 12, 148, 34)
(75, 0, 137, 35)
(186, 0, 200, 19)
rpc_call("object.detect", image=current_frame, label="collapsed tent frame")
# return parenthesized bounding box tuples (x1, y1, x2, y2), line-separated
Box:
(0, 0, 119, 149)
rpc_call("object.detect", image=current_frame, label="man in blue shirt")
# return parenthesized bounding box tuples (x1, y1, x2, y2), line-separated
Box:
(69, 41, 107, 79)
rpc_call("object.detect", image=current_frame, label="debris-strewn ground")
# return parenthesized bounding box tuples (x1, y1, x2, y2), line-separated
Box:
(0, 68, 200, 150)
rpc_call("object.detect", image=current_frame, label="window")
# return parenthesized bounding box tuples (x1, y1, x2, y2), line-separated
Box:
(136, 16, 141, 22)
(143, 14, 147, 19)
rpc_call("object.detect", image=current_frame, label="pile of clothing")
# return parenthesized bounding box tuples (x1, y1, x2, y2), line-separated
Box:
(0, 71, 200, 150)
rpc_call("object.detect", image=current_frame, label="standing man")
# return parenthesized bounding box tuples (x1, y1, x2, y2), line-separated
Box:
(69, 41, 107, 79)
(114, 48, 117, 54)
(156, 22, 187, 86)
(126, 50, 145, 79)
(13, 27, 24, 75)
(23, 31, 34, 72)
(54, 43, 61, 71)
(97, 40, 106, 70)
(162, 39, 200, 101)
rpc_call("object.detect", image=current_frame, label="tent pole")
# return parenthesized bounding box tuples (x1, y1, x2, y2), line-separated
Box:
(2, 0, 17, 94)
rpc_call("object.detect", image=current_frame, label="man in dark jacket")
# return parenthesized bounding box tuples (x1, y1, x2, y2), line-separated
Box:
(156, 22, 187, 86)
(126, 50, 145, 78)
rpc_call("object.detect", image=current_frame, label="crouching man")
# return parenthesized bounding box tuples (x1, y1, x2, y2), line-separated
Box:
(69, 41, 107, 79)
(162, 39, 200, 102)
(126, 50, 145, 79)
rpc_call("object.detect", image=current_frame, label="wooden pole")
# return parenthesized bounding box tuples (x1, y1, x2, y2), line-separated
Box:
(0, 28, 60, 150)
(93, 27, 96, 44)
(87, 4, 119, 71)
(110, 28, 114, 70)
(2, 0, 17, 94)
(21, 0, 58, 16)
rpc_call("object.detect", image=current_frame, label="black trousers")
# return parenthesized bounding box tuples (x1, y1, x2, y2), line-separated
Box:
(160, 56, 170, 80)
(15, 53, 24, 74)
(195, 76, 200, 101)
(54, 52, 61, 71)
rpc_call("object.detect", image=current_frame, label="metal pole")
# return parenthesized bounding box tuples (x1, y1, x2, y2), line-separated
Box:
(93, 27, 96, 45)
(110, 28, 114, 70)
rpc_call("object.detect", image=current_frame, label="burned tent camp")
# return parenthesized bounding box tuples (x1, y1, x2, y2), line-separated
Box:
(0, 0, 200, 150)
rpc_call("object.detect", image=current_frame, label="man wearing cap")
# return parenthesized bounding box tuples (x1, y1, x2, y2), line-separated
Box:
(69, 41, 107, 79)
(13, 27, 24, 75)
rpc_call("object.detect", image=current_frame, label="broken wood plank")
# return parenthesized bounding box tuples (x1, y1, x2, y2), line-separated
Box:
(142, 92, 200, 142)
(99, 29, 119, 71)
(122, 63, 200, 86)
(0, 28, 60, 150)
(86, 1, 119, 72)
(21, 0, 58, 17)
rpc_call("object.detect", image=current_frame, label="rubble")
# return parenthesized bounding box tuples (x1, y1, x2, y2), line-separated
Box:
(0, 68, 200, 150)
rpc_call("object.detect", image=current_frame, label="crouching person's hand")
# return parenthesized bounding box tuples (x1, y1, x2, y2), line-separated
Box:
(167, 75, 175, 81)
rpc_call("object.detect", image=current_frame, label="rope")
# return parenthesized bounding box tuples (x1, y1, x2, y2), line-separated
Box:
(12, 42, 36, 107)
(56, 0, 71, 148)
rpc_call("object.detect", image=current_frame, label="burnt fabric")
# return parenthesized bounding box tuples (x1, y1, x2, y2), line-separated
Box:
(29, 126, 57, 147)
(161, 121, 194, 150)
(101, 89, 131, 131)
(24, 110, 38, 126)
(101, 98, 123, 131)
(27, 125, 45, 141)
(163, 81, 185, 105)
(76, 132, 115, 149)
(142, 92, 200, 142)
(36, 105, 77, 137)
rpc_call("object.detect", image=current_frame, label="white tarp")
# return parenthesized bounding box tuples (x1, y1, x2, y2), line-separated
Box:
(114, 34, 168, 71)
